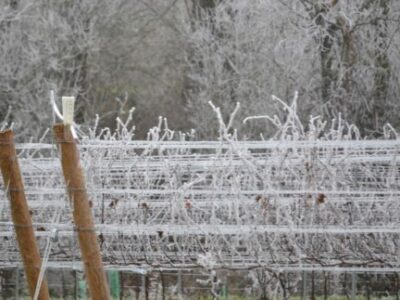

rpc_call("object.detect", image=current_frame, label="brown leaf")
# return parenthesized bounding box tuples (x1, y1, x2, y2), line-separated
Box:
(98, 233, 104, 244)
(316, 193, 326, 204)
(109, 198, 119, 208)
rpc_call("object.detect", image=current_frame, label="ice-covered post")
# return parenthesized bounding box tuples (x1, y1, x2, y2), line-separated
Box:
(0, 129, 50, 300)
(54, 97, 110, 300)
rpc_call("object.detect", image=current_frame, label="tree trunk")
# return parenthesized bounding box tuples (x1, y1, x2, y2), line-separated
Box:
(314, 2, 340, 117)
(183, 0, 218, 109)
(0, 0, 19, 123)
(372, 0, 391, 130)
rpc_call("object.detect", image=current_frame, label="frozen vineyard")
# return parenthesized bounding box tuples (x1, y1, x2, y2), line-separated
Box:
(0, 138, 400, 274)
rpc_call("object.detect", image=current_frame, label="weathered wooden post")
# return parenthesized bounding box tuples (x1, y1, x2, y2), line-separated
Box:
(54, 96, 110, 300)
(0, 129, 50, 300)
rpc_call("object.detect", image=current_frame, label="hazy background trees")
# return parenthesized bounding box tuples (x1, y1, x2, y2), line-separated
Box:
(0, 0, 399, 139)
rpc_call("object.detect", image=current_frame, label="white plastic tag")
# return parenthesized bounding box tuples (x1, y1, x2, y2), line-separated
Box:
(62, 97, 75, 125)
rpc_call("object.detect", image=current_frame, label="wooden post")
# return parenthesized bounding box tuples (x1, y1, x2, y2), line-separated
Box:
(53, 123, 110, 300)
(0, 129, 50, 300)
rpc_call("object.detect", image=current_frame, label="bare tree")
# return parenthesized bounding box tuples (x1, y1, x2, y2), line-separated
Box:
(0, 0, 399, 139)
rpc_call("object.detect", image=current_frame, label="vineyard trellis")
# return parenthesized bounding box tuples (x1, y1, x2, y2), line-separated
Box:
(1, 138, 399, 270)
(0, 97, 400, 298)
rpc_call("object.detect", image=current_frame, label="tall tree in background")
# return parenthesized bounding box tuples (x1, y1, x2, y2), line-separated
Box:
(53, 1, 92, 123)
(297, 0, 398, 134)
(367, 0, 391, 131)
(298, 0, 358, 119)
(0, 0, 399, 139)
(183, 1, 293, 137)
(0, 0, 19, 127)
(0, 0, 187, 138)
(183, 0, 216, 108)
(0, 0, 97, 135)
(182, 0, 400, 138)
(39, 0, 94, 123)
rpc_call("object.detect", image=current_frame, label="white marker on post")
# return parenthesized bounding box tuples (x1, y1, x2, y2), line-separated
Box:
(62, 96, 75, 125)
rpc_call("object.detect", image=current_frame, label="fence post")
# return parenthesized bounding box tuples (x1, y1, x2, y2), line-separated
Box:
(302, 271, 307, 300)
(54, 123, 110, 300)
(108, 270, 121, 299)
(178, 269, 183, 296)
(0, 129, 50, 300)
(15, 267, 19, 300)
(351, 273, 357, 300)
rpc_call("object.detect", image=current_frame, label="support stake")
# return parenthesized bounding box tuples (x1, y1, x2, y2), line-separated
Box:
(0, 129, 50, 300)
(54, 123, 110, 300)
(351, 272, 357, 300)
